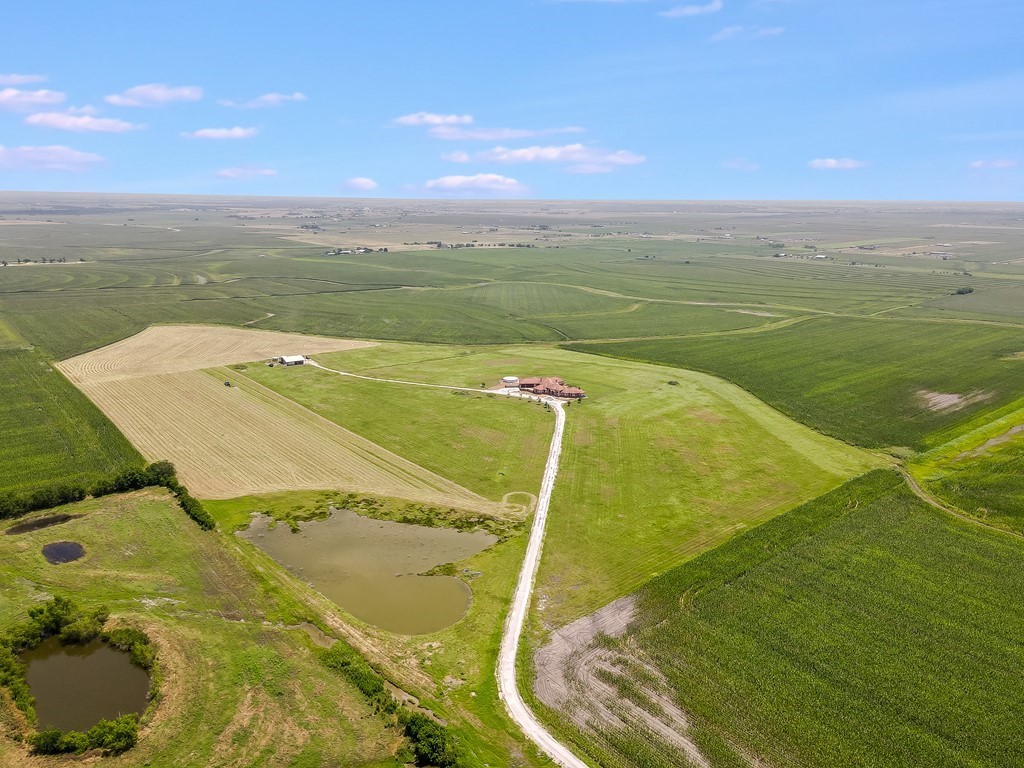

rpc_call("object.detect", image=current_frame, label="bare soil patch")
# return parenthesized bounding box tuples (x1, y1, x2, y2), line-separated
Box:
(59, 324, 374, 383)
(917, 389, 993, 413)
(534, 595, 710, 767)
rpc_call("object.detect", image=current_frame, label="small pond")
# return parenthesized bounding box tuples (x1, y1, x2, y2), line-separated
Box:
(240, 509, 497, 635)
(5, 513, 83, 536)
(22, 637, 151, 731)
(42, 541, 85, 564)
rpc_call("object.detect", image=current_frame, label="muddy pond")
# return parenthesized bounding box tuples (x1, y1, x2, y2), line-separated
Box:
(22, 637, 150, 731)
(240, 509, 496, 635)
(42, 541, 85, 564)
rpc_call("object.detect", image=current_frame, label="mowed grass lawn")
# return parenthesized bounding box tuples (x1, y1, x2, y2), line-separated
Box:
(0, 491, 398, 768)
(618, 471, 1024, 768)
(571, 316, 1024, 452)
(314, 343, 881, 626)
(0, 349, 142, 494)
(237, 363, 552, 503)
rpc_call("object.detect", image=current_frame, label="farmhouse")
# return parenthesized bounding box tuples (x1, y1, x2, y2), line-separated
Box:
(515, 376, 585, 399)
(278, 355, 306, 366)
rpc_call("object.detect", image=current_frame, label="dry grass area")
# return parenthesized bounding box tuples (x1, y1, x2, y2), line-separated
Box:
(77, 368, 490, 507)
(59, 324, 374, 383)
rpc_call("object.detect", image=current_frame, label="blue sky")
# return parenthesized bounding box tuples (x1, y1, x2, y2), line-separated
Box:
(1, 0, 1021, 200)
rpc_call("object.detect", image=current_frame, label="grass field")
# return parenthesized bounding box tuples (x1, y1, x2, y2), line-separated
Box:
(0, 349, 142, 494)
(238, 363, 552, 503)
(573, 471, 1024, 768)
(309, 342, 881, 626)
(0, 491, 399, 767)
(571, 315, 1024, 451)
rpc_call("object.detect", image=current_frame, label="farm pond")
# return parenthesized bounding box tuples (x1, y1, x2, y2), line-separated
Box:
(22, 637, 150, 731)
(240, 509, 496, 634)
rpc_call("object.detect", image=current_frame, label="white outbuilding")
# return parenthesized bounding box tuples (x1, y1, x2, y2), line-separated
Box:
(501, 375, 520, 387)
(280, 355, 306, 366)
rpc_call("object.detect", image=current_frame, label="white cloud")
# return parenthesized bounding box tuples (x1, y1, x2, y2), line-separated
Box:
(217, 167, 278, 178)
(442, 151, 472, 163)
(0, 144, 104, 172)
(105, 83, 203, 107)
(474, 143, 645, 173)
(660, 0, 723, 17)
(219, 92, 307, 109)
(722, 157, 760, 172)
(25, 112, 144, 133)
(424, 173, 528, 195)
(0, 74, 47, 86)
(969, 159, 1018, 169)
(429, 125, 585, 141)
(808, 158, 866, 170)
(710, 24, 784, 41)
(0, 88, 66, 112)
(345, 177, 379, 190)
(710, 25, 744, 41)
(181, 126, 258, 140)
(394, 112, 473, 126)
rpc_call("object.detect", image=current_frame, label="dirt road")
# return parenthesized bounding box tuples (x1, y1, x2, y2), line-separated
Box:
(309, 360, 589, 767)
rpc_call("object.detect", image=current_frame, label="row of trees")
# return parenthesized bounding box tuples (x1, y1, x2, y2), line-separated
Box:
(0, 461, 213, 530)
(320, 642, 462, 767)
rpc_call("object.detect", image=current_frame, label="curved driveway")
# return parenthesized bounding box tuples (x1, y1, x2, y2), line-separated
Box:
(309, 360, 588, 766)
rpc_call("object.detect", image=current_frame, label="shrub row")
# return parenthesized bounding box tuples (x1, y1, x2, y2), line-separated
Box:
(29, 714, 138, 756)
(0, 460, 213, 530)
(319, 642, 462, 767)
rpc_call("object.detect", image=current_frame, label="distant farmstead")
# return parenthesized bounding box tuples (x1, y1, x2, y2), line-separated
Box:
(513, 376, 585, 399)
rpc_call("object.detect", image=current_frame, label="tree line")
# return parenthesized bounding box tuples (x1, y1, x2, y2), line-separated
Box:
(0, 461, 214, 530)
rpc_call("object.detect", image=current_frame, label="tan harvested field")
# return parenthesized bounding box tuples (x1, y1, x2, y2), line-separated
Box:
(59, 324, 375, 383)
(77, 367, 492, 506)
(59, 324, 488, 507)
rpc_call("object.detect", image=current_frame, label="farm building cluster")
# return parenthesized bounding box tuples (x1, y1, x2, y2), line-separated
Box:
(501, 375, 585, 399)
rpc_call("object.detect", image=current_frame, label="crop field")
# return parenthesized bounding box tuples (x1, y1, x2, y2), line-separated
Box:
(308, 342, 881, 626)
(571, 471, 1024, 768)
(572, 315, 1024, 451)
(0, 348, 141, 494)
(77, 368, 490, 505)
(5, 195, 1024, 767)
(59, 324, 374, 383)
(0, 491, 399, 767)
(238, 363, 552, 503)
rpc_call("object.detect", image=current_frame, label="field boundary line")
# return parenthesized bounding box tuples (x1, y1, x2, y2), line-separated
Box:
(898, 467, 1024, 542)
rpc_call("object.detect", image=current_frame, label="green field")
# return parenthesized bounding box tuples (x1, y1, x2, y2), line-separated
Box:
(0, 492, 399, 767)
(235, 363, 552, 503)
(4, 197, 1024, 767)
(309, 342, 880, 625)
(571, 316, 1024, 451)
(585, 471, 1024, 768)
(0, 349, 142, 495)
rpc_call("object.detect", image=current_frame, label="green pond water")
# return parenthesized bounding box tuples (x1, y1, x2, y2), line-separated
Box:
(23, 637, 150, 731)
(240, 509, 496, 635)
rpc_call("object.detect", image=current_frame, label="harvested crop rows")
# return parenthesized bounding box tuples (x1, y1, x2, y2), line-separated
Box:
(59, 324, 375, 383)
(60, 325, 488, 507)
(78, 369, 491, 506)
